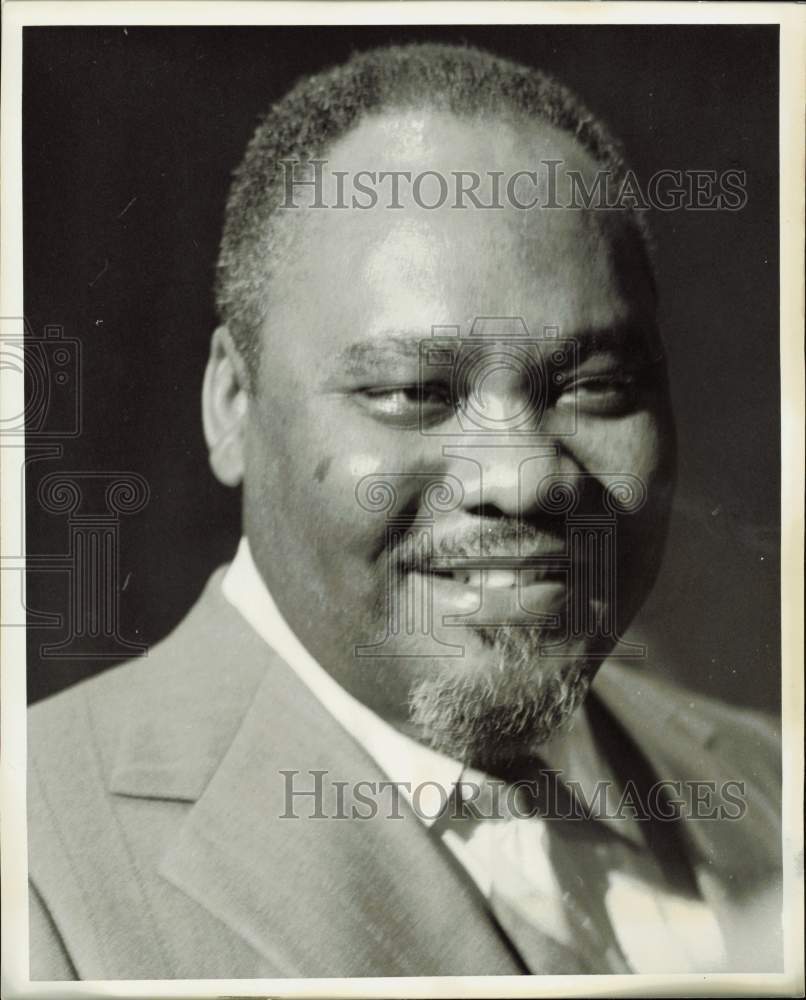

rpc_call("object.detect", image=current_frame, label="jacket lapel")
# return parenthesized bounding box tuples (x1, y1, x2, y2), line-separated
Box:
(593, 661, 781, 878)
(592, 661, 783, 970)
(157, 651, 523, 977)
(112, 574, 522, 977)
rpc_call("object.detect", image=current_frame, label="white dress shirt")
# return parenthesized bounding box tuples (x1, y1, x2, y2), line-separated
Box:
(222, 537, 726, 973)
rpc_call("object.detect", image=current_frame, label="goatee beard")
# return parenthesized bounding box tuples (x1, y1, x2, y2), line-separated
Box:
(407, 625, 595, 772)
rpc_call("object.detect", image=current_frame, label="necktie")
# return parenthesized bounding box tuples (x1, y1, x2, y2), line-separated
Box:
(435, 766, 632, 975)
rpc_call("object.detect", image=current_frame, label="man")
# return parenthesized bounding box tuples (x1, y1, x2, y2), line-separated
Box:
(28, 43, 781, 979)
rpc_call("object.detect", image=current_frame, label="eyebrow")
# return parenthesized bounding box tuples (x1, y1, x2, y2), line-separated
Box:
(331, 322, 657, 379)
(334, 335, 426, 377)
(572, 323, 656, 362)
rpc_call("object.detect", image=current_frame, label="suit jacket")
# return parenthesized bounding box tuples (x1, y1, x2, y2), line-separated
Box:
(28, 568, 783, 980)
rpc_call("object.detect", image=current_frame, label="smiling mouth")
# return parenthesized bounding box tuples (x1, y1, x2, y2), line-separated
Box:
(418, 558, 567, 590)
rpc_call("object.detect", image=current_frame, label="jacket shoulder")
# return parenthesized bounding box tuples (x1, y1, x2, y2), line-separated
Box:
(596, 661, 782, 875)
(28, 565, 267, 770)
(26, 566, 273, 978)
(597, 660, 780, 774)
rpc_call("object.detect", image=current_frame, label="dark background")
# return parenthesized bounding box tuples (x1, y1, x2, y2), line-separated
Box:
(24, 25, 780, 712)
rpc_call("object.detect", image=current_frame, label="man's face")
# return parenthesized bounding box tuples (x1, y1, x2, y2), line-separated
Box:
(242, 109, 674, 768)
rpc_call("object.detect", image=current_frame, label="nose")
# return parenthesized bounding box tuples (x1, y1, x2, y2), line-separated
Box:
(444, 440, 579, 525)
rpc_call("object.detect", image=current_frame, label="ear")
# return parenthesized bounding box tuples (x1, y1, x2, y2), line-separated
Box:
(202, 325, 249, 487)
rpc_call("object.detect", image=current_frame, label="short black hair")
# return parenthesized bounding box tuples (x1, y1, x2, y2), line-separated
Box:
(216, 42, 652, 380)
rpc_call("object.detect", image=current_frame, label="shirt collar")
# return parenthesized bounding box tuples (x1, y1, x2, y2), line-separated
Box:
(222, 537, 463, 826)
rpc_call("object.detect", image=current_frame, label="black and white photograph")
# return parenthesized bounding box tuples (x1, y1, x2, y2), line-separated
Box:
(1, 3, 804, 996)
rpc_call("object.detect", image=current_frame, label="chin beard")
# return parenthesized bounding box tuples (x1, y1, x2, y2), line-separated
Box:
(407, 625, 597, 772)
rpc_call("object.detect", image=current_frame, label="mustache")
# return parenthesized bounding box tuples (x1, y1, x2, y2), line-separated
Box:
(392, 521, 569, 572)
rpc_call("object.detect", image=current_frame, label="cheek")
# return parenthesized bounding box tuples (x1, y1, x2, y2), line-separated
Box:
(314, 438, 444, 567)
(568, 412, 674, 585)
(570, 412, 667, 485)
(347, 453, 385, 478)
(321, 450, 387, 534)
(308, 445, 395, 566)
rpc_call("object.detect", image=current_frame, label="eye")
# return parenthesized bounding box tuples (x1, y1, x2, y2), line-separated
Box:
(353, 383, 454, 427)
(555, 374, 641, 416)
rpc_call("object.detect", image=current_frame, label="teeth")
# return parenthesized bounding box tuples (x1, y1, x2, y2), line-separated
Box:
(430, 569, 548, 588)
(485, 570, 518, 589)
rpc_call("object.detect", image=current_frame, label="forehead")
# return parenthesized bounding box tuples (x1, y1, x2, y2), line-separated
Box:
(334, 106, 593, 173)
(263, 109, 651, 368)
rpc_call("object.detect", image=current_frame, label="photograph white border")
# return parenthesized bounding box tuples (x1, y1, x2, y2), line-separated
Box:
(2, 3, 803, 997)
